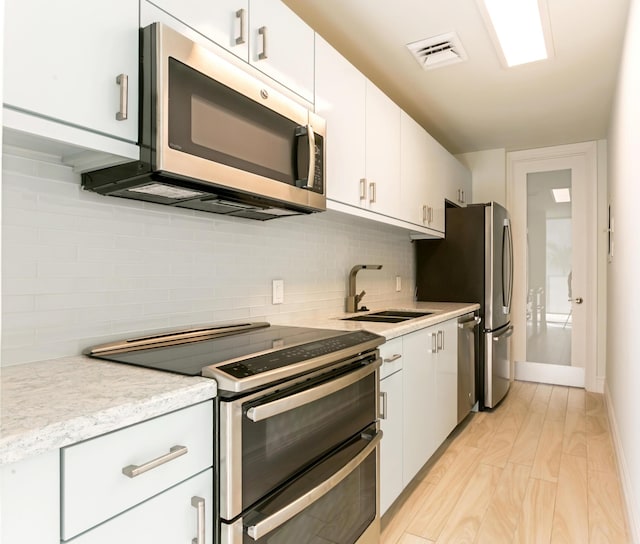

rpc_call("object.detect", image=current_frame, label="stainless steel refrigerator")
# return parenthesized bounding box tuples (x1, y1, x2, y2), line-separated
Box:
(415, 202, 514, 408)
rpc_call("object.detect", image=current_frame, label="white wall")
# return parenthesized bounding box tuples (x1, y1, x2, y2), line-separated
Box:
(1, 150, 415, 367)
(606, 0, 640, 539)
(455, 148, 506, 206)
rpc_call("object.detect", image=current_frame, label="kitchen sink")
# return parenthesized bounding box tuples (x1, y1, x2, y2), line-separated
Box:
(367, 310, 433, 318)
(341, 315, 410, 323)
(341, 310, 433, 323)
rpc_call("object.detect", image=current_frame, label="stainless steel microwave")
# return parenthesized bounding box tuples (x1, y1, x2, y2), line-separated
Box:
(82, 23, 326, 221)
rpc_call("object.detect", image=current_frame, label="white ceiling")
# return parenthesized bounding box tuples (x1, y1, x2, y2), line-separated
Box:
(282, 0, 631, 155)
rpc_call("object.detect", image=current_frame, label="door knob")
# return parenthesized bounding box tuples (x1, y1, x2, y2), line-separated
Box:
(568, 297, 583, 304)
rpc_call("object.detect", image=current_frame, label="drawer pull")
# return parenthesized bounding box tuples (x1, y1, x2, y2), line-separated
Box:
(122, 445, 188, 478)
(383, 353, 402, 363)
(191, 496, 206, 544)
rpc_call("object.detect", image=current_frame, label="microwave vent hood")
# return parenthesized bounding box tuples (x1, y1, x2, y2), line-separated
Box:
(80, 23, 326, 221)
(81, 163, 311, 221)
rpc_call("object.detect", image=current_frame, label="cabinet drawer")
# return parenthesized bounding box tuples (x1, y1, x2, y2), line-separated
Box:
(69, 468, 213, 544)
(379, 337, 403, 379)
(62, 401, 213, 540)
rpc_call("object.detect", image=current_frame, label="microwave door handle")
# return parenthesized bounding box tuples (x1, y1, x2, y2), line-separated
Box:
(305, 124, 316, 189)
(246, 431, 382, 540)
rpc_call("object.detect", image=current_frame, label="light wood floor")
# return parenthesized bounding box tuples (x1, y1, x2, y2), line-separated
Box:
(381, 381, 630, 544)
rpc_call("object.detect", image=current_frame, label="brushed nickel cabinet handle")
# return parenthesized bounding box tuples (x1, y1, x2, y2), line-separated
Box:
(437, 329, 444, 350)
(423, 205, 428, 223)
(430, 333, 437, 353)
(379, 391, 388, 419)
(235, 8, 246, 45)
(383, 353, 402, 363)
(191, 496, 205, 544)
(360, 178, 367, 200)
(115, 73, 128, 121)
(121, 445, 188, 478)
(369, 182, 376, 204)
(258, 26, 268, 60)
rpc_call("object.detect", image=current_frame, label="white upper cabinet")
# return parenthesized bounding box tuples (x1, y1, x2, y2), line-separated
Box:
(365, 82, 401, 217)
(400, 111, 472, 233)
(3, 0, 139, 144)
(148, 0, 250, 61)
(400, 111, 443, 232)
(315, 36, 367, 207)
(443, 154, 473, 208)
(148, 0, 314, 102)
(315, 37, 401, 218)
(248, 0, 315, 102)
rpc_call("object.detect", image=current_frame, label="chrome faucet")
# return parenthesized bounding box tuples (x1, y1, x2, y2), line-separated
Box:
(346, 264, 383, 313)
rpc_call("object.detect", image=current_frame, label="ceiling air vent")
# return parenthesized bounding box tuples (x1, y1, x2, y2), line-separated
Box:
(406, 32, 468, 70)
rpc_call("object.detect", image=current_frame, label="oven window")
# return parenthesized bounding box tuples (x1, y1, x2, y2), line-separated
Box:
(244, 446, 377, 544)
(168, 58, 299, 185)
(241, 368, 376, 510)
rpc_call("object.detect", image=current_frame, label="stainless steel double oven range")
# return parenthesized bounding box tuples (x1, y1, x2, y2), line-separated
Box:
(88, 323, 385, 544)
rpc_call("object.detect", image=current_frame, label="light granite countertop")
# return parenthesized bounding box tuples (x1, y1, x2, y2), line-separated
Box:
(0, 356, 217, 465)
(0, 300, 477, 465)
(294, 301, 480, 340)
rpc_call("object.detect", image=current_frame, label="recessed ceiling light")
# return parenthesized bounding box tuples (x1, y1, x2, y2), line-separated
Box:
(552, 188, 571, 203)
(477, 0, 553, 67)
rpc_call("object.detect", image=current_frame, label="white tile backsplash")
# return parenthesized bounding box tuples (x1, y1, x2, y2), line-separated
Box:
(1, 151, 416, 366)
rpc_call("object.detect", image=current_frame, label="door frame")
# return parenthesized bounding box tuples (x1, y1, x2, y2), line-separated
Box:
(507, 141, 600, 392)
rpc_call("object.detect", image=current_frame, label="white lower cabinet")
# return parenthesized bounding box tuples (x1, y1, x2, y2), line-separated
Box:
(61, 401, 213, 540)
(378, 337, 404, 515)
(433, 319, 459, 446)
(401, 327, 438, 485)
(379, 369, 403, 515)
(62, 400, 214, 543)
(69, 468, 213, 544)
(0, 450, 59, 544)
(399, 319, 458, 487)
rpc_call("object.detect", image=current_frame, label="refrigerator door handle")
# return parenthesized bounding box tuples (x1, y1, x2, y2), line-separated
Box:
(492, 324, 514, 341)
(502, 218, 514, 315)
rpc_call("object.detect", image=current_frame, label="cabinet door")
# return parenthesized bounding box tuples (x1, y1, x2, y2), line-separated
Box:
(1, 451, 59, 544)
(379, 370, 403, 515)
(3, 0, 138, 143)
(365, 81, 401, 217)
(401, 327, 438, 485)
(444, 154, 473, 207)
(315, 36, 367, 207)
(400, 111, 431, 227)
(249, 0, 315, 102)
(433, 319, 459, 444)
(149, 0, 249, 60)
(70, 469, 213, 544)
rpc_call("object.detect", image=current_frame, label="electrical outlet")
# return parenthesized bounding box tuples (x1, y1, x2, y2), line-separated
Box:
(272, 279, 284, 304)
(395, 275, 402, 292)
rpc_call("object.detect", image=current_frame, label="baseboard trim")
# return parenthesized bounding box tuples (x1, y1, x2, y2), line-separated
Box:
(605, 383, 640, 544)
(514, 360, 585, 387)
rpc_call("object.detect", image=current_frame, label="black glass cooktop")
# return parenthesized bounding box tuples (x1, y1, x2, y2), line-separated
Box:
(87, 325, 382, 380)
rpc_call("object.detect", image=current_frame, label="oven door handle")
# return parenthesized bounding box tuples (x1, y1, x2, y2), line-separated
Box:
(246, 430, 382, 540)
(245, 358, 381, 422)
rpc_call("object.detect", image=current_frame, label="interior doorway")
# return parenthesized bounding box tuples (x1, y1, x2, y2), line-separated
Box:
(508, 142, 599, 389)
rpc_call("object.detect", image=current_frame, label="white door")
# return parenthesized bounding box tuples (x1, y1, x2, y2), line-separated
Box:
(508, 142, 599, 389)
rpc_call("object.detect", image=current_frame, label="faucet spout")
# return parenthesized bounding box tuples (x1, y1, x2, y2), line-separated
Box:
(346, 265, 383, 313)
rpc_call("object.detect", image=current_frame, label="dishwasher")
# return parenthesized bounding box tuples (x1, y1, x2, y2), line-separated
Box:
(458, 313, 481, 423)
